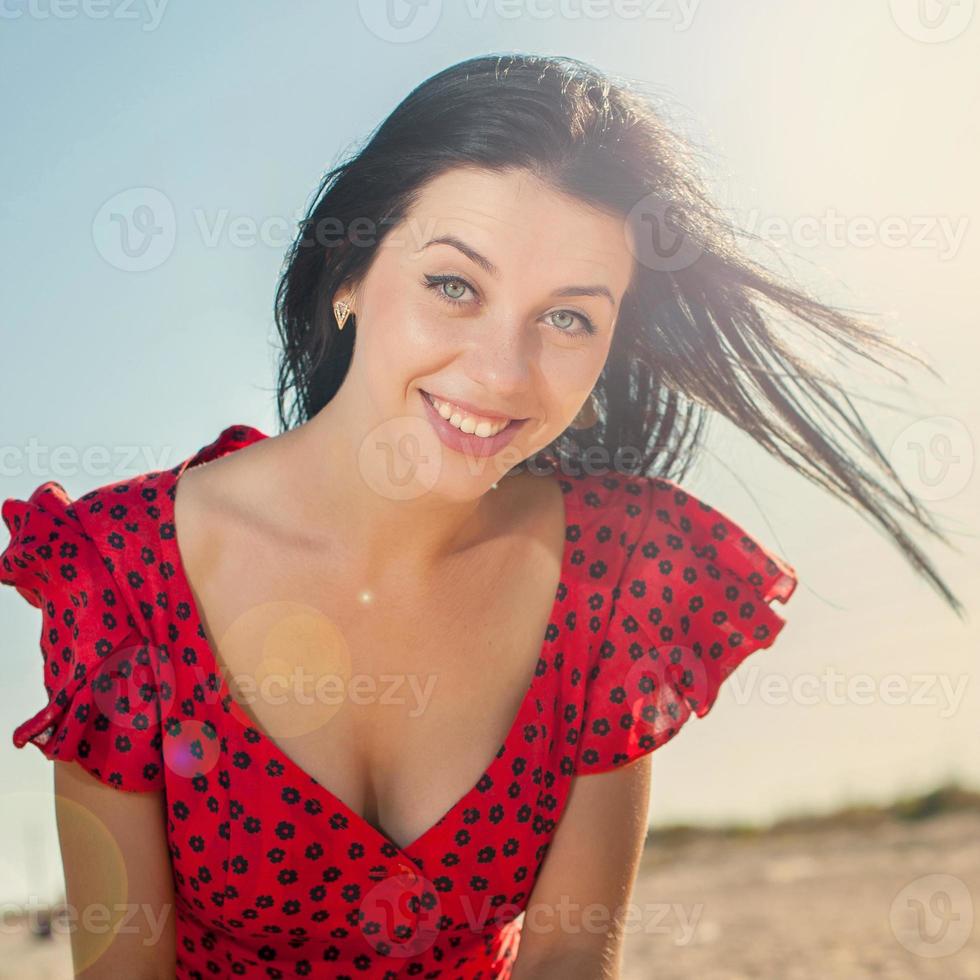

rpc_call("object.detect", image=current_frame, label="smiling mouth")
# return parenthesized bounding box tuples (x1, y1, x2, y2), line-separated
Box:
(420, 389, 528, 431)
(419, 388, 527, 444)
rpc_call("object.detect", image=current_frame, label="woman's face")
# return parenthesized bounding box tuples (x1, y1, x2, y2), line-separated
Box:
(338, 166, 636, 487)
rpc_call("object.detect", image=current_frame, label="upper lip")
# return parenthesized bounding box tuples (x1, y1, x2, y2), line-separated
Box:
(422, 389, 525, 422)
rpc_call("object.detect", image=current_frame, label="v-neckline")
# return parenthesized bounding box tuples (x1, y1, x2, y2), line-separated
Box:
(161, 425, 579, 862)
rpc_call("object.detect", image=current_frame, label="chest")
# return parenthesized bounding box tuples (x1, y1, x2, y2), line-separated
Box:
(174, 485, 566, 852)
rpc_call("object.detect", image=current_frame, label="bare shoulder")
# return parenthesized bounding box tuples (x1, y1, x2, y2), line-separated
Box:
(172, 432, 280, 553)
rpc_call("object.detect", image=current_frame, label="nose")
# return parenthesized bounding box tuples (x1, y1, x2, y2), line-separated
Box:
(458, 315, 536, 412)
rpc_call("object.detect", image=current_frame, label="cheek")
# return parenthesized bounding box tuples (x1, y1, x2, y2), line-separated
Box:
(354, 299, 449, 391)
(358, 270, 424, 337)
(399, 300, 448, 350)
(369, 265, 440, 344)
(538, 347, 606, 409)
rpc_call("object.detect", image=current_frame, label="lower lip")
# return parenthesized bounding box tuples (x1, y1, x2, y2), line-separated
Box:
(419, 390, 527, 459)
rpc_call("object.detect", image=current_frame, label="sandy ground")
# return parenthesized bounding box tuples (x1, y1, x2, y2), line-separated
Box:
(620, 809, 979, 979)
(3, 810, 977, 979)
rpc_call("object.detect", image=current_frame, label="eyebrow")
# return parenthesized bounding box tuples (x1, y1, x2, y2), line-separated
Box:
(418, 235, 617, 308)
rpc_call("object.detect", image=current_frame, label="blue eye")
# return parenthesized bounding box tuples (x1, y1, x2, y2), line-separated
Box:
(425, 275, 475, 304)
(422, 274, 598, 336)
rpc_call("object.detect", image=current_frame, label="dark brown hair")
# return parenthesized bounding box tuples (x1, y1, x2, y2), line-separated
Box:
(272, 52, 964, 617)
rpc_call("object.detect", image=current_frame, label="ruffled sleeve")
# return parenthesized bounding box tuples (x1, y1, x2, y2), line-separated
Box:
(575, 476, 799, 775)
(1, 483, 165, 791)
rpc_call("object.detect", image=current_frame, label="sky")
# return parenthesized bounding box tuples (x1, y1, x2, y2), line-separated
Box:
(1, 0, 978, 904)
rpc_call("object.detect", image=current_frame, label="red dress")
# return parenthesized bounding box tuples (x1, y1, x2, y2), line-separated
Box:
(2, 423, 798, 978)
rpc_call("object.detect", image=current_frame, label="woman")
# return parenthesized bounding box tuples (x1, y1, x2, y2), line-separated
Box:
(2, 53, 963, 979)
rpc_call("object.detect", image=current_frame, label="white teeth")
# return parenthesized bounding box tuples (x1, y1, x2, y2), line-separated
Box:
(428, 394, 510, 438)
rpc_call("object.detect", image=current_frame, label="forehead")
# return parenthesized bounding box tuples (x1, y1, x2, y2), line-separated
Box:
(402, 167, 636, 297)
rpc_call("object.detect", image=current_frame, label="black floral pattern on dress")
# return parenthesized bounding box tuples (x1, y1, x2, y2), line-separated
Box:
(2, 424, 797, 978)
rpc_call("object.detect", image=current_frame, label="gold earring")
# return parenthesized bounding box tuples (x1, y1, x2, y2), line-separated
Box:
(333, 296, 355, 331)
(570, 390, 599, 430)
